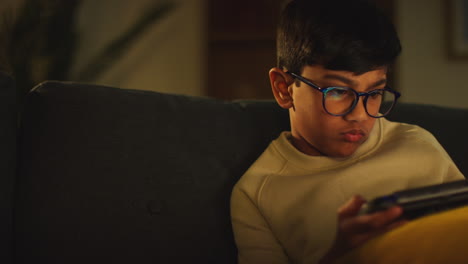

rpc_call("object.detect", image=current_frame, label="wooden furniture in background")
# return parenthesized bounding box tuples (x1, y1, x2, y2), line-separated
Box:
(206, 0, 284, 100)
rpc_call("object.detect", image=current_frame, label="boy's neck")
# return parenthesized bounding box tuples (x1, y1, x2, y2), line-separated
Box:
(288, 134, 325, 156)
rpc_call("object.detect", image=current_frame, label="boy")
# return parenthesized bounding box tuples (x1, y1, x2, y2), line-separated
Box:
(230, 0, 465, 263)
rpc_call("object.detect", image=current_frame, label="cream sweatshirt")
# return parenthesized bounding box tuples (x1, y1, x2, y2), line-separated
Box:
(231, 118, 464, 264)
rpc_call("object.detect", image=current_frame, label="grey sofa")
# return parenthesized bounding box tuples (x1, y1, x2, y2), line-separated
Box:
(2, 76, 468, 263)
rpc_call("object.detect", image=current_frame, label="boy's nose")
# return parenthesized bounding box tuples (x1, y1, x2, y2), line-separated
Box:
(344, 98, 368, 122)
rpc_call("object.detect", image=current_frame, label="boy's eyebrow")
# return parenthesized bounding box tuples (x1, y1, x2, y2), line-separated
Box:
(322, 74, 356, 86)
(370, 79, 388, 88)
(322, 74, 387, 89)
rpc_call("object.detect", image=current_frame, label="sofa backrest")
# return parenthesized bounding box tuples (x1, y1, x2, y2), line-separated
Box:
(14, 81, 468, 263)
(15, 81, 288, 264)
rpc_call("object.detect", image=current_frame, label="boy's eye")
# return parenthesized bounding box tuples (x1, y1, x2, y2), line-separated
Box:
(326, 88, 352, 100)
(368, 90, 384, 98)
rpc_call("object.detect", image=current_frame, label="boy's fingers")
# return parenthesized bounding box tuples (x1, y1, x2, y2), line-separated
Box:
(341, 206, 403, 233)
(360, 206, 403, 230)
(375, 206, 403, 226)
(338, 195, 366, 220)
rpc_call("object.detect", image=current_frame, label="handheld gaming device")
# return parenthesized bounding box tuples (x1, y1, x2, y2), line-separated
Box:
(360, 180, 468, 219)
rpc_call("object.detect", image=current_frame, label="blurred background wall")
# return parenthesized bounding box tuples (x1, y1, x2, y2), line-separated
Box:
(397, 0, 468, 108)
(70, 0, 205, 96)
(1, 0, 468, 108)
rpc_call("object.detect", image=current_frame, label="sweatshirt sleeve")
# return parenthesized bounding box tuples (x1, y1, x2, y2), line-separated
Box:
(410, 124, 466, 183)
(230, 184, 290, 264)
(443, 160, 466, 182)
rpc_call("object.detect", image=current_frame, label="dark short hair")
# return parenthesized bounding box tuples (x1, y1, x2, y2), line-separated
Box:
(277, 0, 401, 75)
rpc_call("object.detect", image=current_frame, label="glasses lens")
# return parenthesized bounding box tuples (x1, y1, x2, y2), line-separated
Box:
(366, 90, 397, 117)
(323, 87, 356, 115)
(324, 88, 397, 117)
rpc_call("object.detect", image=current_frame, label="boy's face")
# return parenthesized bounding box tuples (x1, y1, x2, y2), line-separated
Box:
(281, 65, 388, 157)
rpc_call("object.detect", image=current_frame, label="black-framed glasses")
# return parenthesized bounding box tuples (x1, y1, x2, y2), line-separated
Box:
(287, 72, 401, 118)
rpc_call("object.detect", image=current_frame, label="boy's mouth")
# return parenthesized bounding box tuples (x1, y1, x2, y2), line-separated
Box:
(342, 130, 366, 143)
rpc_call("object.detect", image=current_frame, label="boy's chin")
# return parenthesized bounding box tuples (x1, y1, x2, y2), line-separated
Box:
(326, 139, 368, 158)
(327, 146, 360, 158)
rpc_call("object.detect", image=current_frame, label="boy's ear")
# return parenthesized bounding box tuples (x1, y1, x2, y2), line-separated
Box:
(269, 67, 294, 109)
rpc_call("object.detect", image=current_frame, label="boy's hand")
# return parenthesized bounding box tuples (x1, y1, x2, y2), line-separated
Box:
(319, 195, 407, 264)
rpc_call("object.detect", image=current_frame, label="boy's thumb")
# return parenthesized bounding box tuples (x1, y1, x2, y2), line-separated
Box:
(338, 195, 366, 219)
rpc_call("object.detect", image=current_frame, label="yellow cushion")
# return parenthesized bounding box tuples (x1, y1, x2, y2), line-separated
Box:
(336, 206, 468, 264)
